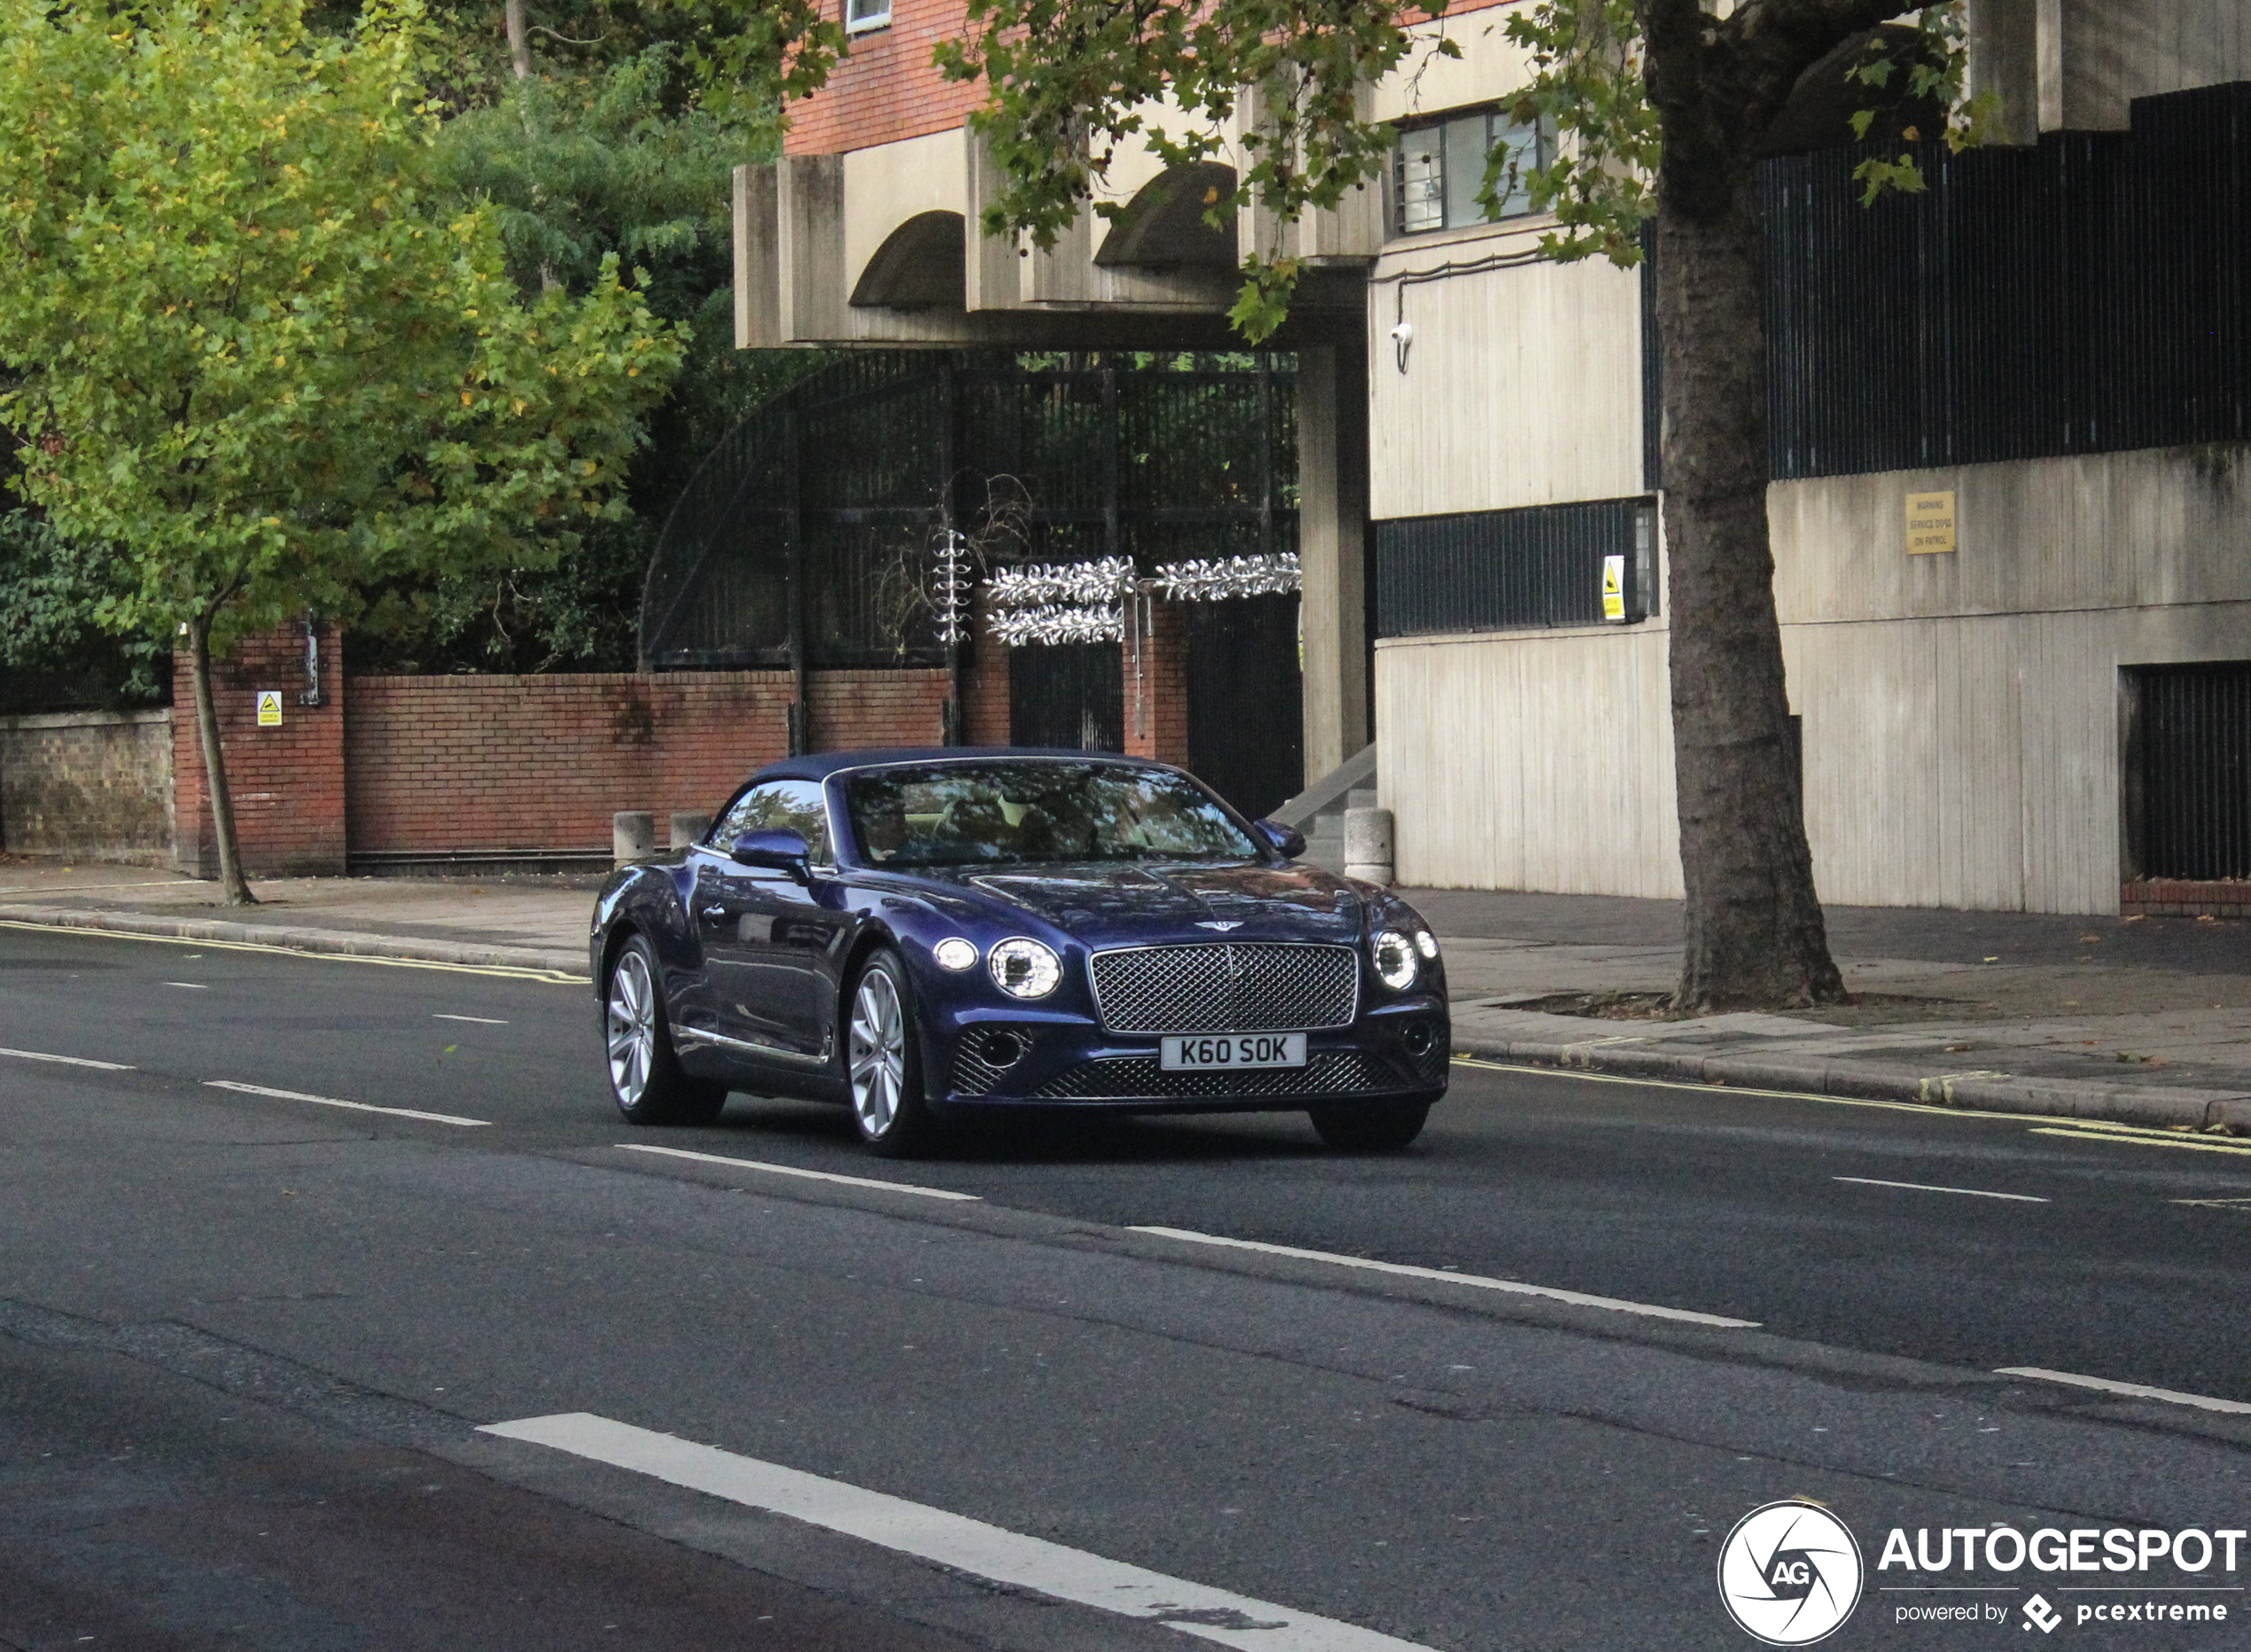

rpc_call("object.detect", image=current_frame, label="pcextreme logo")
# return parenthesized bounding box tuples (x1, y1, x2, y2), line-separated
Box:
(1718, 1500, 1865, 1645)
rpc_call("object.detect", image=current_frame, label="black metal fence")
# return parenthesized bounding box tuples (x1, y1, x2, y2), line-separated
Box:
(1375, 496, 1656, 637)
(642, 354, 1297, 673)
(2125, 662, 2251, 881)
(1764, 81, 2251, 480)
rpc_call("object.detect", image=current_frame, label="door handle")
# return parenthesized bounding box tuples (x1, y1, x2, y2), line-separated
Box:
(701, 905, 727, 920)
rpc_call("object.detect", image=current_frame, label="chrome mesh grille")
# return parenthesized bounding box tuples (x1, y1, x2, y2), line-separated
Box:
(1032, 1051, 1396, 1100)
(1087, 943, 1359, 1033)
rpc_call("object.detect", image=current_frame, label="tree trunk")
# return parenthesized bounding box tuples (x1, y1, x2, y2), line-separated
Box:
(186, 613, 255, 907)
(1656, 166, 1843, 1011)
(504, 0, 533, 81)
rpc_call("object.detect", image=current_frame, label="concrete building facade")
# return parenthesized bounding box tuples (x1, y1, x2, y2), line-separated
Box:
(734, 0, 2251, 915)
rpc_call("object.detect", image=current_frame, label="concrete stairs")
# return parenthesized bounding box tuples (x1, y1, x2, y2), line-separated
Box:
(1269, 743, 1377, 876)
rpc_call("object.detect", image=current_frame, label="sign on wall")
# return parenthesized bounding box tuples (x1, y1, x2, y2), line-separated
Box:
(1905, 491, 1958, 555)
(255, 690, 283, 728)
(1601, 555, 1626, 621)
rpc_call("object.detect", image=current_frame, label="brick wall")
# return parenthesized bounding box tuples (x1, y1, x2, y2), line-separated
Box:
(785, 0, 984, 156)
(344, 667, 952, 855)
(784, 0, 1516, 158)
(1124, 600, 1190, 767)
(0, 709, 175, 863)
(962, 605, 1012, 744)
(173, 623, 347, 877)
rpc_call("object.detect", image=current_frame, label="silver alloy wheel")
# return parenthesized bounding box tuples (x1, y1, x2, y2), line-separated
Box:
(849, 966, 907, 1138)
(607, 948, 657, 1109)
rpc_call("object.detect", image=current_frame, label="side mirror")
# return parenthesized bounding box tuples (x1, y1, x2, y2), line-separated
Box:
(1255, 819, 1306, 860)
(730, 828, 812, 881)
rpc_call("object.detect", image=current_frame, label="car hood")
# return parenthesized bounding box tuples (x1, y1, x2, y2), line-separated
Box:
(931, 860, 1366, 947)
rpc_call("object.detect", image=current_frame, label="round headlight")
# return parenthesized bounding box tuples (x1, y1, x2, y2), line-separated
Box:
(1414, 928, 1439, 961)
(988, 938, 1063, 1000)
(1371, 929, 1418, 992)
(932, 937, 979, 971)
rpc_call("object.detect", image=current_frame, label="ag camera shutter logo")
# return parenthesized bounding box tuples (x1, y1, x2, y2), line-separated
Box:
(1717, 1500, 1865, 1645)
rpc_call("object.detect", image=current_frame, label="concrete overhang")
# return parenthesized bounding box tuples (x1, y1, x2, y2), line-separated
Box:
(737, 121, 1379, 350)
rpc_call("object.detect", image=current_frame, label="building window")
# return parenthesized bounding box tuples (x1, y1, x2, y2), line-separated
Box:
(1392, 106, 1553, 235)
(845, 0, 890, 33)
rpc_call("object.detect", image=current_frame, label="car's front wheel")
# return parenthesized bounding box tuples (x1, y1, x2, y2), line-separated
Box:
(1308, 1100, 1430, 1152)
(604, 936, 727, 1126)
(847, 950, 940, 1157)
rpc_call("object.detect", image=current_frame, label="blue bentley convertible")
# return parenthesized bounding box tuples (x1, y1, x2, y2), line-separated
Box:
(590, 749, 1450, 1157)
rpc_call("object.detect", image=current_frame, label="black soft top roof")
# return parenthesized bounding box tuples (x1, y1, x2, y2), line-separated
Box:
(747, 747, 1170, 784)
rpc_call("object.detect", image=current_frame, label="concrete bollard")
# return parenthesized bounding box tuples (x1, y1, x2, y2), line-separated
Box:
(1343, 805, 1394, 887)
(612, 810, 656, 868)
(669, 811, 712, 851)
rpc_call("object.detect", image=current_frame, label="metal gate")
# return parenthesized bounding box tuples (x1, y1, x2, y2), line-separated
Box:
(2125, 662, 2251, 879)
(1186, 595, 1303, 820)
(1009, 644, 1125, 752)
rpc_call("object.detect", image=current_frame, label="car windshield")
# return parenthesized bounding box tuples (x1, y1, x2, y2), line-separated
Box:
(845, 761, 1260, 868)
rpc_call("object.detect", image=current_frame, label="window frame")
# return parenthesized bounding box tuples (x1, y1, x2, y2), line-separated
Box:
(1389, 105, 1555, 238)
(707, 779, 840, 870)
(844, 0, 891, 35)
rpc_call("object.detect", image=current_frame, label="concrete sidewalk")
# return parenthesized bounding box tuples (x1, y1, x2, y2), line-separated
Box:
(1414, 887, 2251, 1133)
(6, 855, 2251, 1132)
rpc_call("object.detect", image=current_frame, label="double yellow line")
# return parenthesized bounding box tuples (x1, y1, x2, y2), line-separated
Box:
(1451, 1054, 2251, 1156)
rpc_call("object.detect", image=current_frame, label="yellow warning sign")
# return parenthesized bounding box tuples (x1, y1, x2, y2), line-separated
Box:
(1601, 554, 1626, 621)
(1906, 490, 1957, 555)
(255, 690, 283, 728)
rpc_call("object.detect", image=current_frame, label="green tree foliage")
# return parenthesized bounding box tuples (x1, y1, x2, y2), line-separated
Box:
(0, 0, 682, 897)
(346, 1, 834, 674)
(0, 512, 167, 713)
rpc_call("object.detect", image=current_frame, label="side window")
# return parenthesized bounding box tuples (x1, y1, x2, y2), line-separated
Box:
(1391, 106, 1554, 235)
(713, 781, 834, 864)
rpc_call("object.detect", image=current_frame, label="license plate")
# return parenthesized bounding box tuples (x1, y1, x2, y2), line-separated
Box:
(1159, 1032, 1308, 1071)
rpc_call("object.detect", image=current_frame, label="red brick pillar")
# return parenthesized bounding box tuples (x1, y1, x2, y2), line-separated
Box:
(1124, 598, 1190, 768)
(172, 620, 347, 878)
(962, 600, 1013, 746)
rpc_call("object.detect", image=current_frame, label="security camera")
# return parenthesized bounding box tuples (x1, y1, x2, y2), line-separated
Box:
(1389, 320, 1414, 372)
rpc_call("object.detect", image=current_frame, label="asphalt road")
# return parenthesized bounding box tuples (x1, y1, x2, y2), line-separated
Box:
(5, 922, 2251, 1650)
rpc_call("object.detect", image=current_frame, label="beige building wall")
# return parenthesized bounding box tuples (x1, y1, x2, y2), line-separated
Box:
(1377, 622, 1680, 897)
(1379, 444, 2251, 914)
(1367, 237, 1645, 520)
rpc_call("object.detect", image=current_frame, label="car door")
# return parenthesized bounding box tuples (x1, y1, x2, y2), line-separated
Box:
(693, 780, 845, 1063)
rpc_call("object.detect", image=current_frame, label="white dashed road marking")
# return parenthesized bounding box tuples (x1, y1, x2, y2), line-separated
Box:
(1996, 1368, 2251, 1415)
(1126, 1226, 1760, 1328)
(615, 1143, 981, 1201)
(0, 1046, 134, 1071)
(481, 1413, 1441, 1652)
(433, 1014, 510, 1025)
(203, 1079, 489, 1128)
(1833, 1176, 2049, 1203)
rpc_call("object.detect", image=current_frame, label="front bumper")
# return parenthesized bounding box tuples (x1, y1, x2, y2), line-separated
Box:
(932, 994, 1451, 1113)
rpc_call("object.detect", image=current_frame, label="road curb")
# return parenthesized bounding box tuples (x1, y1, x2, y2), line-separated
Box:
(1456, 1033, 2251, 1133)
(0, 903, 589, 980)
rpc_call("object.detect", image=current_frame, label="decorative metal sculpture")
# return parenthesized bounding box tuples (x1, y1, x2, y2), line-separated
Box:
(1152, 552, 1302, 602)
(933, 529, 972, 648)
(987, 604, 1126, 646)
(984, 557, 1137, 610)
(978, 551, 1299, 648)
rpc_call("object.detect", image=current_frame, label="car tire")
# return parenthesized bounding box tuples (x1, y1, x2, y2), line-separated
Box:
(604, 935, 728, 1126)
(846, 949, 941, 1158)
(1308, 1100, 1430, 1152)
